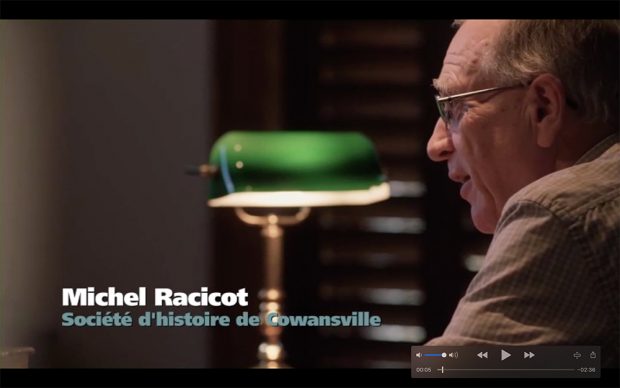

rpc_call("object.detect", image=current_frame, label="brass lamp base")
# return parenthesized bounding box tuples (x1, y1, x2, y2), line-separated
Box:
(234, 207, 311, 369)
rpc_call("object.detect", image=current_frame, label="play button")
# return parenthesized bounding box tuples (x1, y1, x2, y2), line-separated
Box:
(501, 349, 511, 361)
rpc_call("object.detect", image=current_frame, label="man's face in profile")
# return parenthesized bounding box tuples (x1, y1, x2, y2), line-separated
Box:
(427, 20, 551, 234)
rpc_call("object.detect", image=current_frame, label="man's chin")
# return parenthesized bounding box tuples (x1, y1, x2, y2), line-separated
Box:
(470, 205, 497, 235)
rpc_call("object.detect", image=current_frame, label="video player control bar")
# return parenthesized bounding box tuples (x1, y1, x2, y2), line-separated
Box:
(411, 346, 600, 378)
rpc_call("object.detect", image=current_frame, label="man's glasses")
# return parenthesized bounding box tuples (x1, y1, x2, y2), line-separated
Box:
(435, 81, 579, 129)
(434, 84, 526, 128)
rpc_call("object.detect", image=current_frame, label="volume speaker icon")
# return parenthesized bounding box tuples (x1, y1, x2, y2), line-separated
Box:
(449, 352, 458, 358)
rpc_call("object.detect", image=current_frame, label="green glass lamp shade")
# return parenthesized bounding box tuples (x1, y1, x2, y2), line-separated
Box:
(207, 131, 390, 207)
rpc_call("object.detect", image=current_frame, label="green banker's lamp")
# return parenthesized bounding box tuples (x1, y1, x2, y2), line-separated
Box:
(189, 131, 389, 368)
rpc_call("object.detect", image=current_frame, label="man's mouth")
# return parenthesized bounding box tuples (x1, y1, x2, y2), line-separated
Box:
(448, 170, 470, 184)
(460, 179, 471, 199)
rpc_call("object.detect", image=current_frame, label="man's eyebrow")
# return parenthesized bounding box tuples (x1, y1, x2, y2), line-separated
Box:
(432, 78, 450, 96)
(433, 78, 468, 97)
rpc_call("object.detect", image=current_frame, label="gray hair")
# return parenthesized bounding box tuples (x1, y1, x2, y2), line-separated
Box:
(468, 20, 620, 129)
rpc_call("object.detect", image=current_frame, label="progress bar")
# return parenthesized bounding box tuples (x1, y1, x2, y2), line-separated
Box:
(444, 369, 575, 371)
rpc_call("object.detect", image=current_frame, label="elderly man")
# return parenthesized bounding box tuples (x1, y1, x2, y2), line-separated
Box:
(424, 20, 619, 368)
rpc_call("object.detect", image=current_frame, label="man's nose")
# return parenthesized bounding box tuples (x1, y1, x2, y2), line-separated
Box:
(426, 118, 454, 162)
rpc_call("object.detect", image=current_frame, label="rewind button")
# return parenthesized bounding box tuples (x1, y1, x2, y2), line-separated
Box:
(477, 351, 488, 359)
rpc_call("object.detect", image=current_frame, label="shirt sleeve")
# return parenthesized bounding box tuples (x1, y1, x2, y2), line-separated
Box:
(425, 199, 608, 347)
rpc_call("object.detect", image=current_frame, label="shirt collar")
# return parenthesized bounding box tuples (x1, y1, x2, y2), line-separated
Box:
(575, 133, 620, 165)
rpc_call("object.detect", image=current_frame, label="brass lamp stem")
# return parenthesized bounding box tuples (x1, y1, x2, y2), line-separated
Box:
(234, 207, 311, 368)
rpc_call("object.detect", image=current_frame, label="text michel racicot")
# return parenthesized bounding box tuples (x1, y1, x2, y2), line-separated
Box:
(62, 287, 249, 307)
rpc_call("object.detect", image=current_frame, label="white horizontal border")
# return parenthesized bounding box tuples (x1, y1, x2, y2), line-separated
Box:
(208, 182, 390, 207)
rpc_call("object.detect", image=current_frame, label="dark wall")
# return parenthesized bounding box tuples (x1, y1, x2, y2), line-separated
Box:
(1, 20, 213, 367)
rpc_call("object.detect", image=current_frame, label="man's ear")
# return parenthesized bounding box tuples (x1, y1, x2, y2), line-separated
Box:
(526, 74, 566, 148)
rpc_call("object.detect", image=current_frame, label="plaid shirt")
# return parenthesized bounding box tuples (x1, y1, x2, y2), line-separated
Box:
(426, 134, 620, 368)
